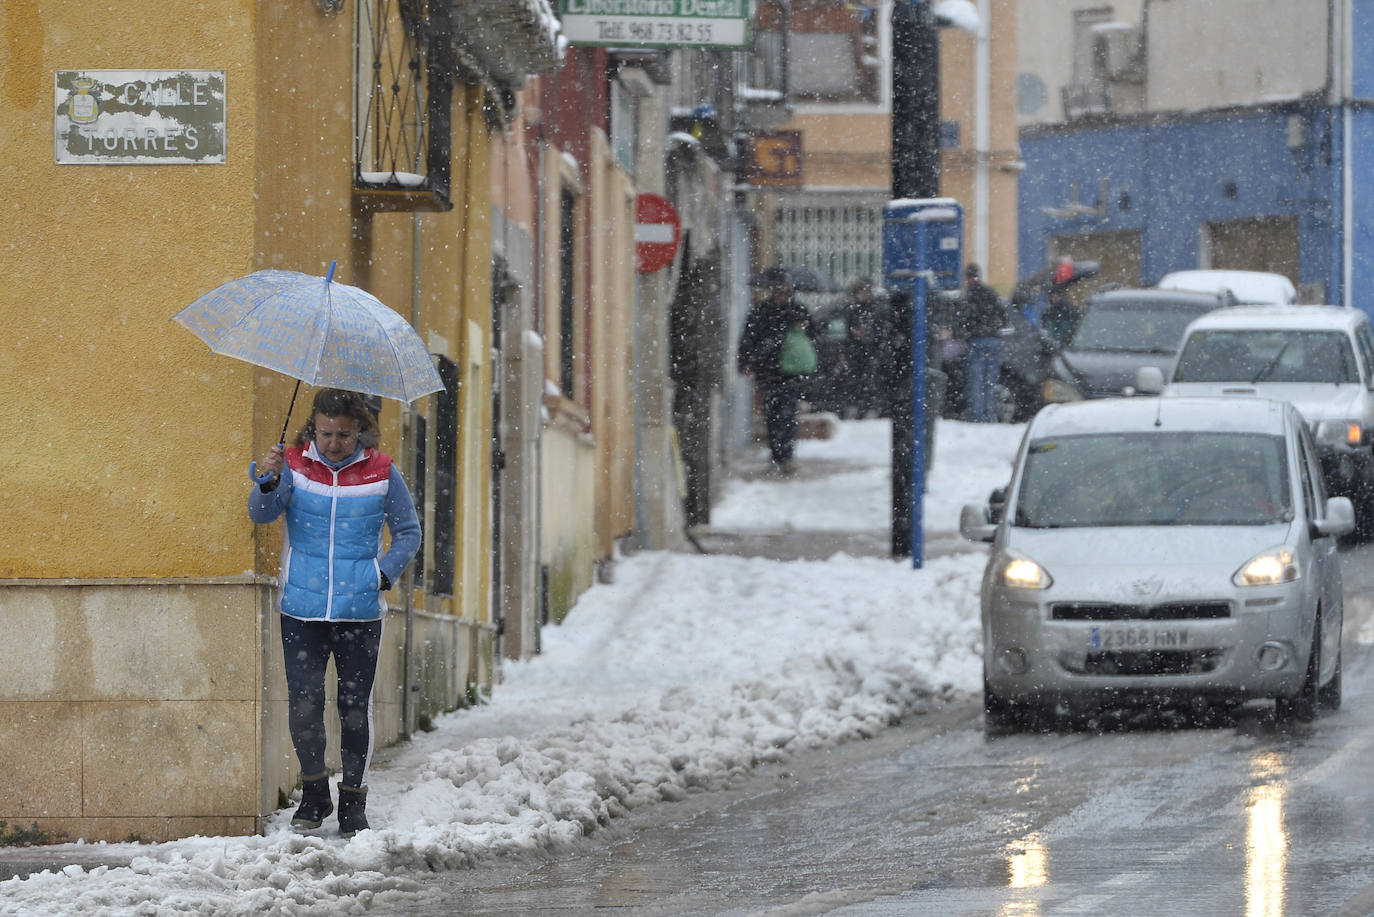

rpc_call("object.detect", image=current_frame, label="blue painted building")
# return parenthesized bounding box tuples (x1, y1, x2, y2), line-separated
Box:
(1016, 0, 1374, 316)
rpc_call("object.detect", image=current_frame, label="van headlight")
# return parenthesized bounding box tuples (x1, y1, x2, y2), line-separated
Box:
(995, 553, 1053, 589)
(1042, 378, 1083, 403)
(1233, 548, 1299, 587)
(1315, 420, 1364, 447)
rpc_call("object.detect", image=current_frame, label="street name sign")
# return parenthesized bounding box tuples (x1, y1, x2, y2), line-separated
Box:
(558, 1, 750, 49)
(55, 70, 226, 164)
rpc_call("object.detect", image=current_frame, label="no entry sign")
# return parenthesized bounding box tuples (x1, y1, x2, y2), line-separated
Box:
(634, 193, 681, 274)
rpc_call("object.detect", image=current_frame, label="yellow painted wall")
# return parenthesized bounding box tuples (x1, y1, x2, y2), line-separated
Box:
(0, 0, 501, 841)
(537, 128, 598, 618)
(588, 129, 637, 559)
(1, 0, 259, 579)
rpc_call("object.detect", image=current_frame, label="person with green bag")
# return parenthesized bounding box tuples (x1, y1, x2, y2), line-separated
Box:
(737, 270, 818, 474)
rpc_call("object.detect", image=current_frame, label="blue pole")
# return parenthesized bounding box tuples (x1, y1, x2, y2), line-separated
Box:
(910, 270, 927, 568)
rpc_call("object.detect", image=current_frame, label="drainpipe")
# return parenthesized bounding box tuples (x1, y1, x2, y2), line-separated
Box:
(973, 0, 990, 272)
(1339, 0, 1353, 307)
(400, 210, 422, 739)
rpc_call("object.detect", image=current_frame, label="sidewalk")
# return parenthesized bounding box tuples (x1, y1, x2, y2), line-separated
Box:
(690, 417, 979, 563)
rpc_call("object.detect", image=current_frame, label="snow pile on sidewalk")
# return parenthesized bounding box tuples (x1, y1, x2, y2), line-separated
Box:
(0, 419, 1023, 917)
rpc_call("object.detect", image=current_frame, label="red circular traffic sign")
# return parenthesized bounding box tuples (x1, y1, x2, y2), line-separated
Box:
(634, 193, 681, 274)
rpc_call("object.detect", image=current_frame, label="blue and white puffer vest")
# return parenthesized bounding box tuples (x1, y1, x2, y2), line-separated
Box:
(280, 444, 393, 621)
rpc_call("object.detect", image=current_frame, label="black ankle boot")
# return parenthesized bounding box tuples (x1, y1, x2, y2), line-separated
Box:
(337, 784, 369, 838)
(291, 772, 334, 830)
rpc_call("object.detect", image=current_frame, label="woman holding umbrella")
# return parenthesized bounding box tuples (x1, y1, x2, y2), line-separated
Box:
(249, 387, 421, 838)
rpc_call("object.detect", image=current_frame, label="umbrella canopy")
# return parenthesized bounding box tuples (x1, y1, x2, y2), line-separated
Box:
(748, 265, 841, 294)
(174, 263, 443, 403)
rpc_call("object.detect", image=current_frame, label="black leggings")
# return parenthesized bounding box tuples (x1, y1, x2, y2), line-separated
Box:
(280, 616, 382, 788)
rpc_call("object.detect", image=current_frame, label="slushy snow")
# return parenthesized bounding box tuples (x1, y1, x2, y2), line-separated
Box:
(0, 418, 1023, 916)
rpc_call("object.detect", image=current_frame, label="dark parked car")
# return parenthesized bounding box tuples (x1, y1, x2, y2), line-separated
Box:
(1042, 288, 1229, 403)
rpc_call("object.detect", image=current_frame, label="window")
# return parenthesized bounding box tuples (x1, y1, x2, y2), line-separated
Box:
(558, 189, 578, 400)
(755, 1, 881, 104)
(353, 0, 453, 209)
(610, 79, 639, 176)
(1071, 7, 1115, 88)
(1015, 432, 1291, 528)
(774, 201, 884, 287)
(1297, 424, 1322, 524)
(431, 356, 459, 596)
(1356, 325, 1374, 384)
(1063, 7, 1114, 117)
(1173, 331, 1360, 385)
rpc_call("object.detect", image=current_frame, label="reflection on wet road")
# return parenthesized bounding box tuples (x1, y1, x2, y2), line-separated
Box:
(392, 544, 1374, 916)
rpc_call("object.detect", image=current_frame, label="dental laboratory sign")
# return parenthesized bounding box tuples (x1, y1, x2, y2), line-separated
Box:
(558, 0, 749, 49)
(55, 70, 226, 164)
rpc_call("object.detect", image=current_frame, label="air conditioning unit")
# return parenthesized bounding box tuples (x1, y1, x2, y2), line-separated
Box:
(1091, 22, 1143, 84)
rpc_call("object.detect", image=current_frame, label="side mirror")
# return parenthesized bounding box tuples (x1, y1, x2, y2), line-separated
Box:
(1135, 365, 1165, 395)
(960, 503, 997, 543)
(988, 486, 1007, 523)
(1317, 496, 1356, 537)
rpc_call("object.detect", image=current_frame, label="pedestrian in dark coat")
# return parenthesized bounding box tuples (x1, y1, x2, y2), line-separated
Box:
(838, 278, 889, 417)
(737, 274, 817, 472)
(960, 263, 1008, 422)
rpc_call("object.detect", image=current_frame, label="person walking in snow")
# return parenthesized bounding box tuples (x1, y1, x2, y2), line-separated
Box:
(958, 263, 1009, 423)
(737, 270, 818, 473)
(249, 388, 421, 838)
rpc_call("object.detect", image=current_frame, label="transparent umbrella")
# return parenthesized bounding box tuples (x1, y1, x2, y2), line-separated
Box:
(173, 260, 442, 480)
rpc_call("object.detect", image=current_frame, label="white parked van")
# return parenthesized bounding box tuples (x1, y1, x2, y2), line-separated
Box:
(1156, 270, 1297, 305)
(1164, 305, 1374, 536)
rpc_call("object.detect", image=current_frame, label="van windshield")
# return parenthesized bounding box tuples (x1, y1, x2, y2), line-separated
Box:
(1014, 432, 1292, 527)
(1070, 300, 1216, 355)
(1173, 329, 1359, 384)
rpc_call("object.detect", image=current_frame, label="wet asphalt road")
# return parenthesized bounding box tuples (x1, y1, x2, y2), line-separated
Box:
(386, 539, 1374, 917)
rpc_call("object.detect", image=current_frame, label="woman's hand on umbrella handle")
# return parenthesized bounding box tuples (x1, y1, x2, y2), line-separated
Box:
(249, 444, 285, 485)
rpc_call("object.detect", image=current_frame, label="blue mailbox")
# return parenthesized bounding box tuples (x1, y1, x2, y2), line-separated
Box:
(883, 198, 964, 291)
(883, 198, 963, 568)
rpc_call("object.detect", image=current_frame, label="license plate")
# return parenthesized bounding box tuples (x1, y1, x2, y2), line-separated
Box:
(1089, 626, 1190, 651)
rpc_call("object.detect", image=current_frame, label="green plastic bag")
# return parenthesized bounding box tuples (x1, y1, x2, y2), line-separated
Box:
(779, 326, 818, 376)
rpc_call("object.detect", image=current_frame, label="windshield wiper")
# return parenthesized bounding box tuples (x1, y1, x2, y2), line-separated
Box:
(1251, 341, 1291, 383)
(1095, 345, 1173, 355)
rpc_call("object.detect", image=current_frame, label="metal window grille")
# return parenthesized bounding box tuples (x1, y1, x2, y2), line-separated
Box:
(354, 0, 453, 210)
(774, 202, 884, 288)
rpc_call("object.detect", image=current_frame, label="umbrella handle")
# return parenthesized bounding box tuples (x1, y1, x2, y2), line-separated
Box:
(248, 380, 303, 484)
(248, 449, 284, 485)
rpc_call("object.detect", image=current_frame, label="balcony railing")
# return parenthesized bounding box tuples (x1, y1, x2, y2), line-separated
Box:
(1062, 82, 1112, 120)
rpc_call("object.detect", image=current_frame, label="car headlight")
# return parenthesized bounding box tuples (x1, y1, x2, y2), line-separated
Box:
(1233, 548, 1299, 587)
(995, 554, 1053, 589)
(1314, 419, 1364, 447)
(1042, 378, 1083, 403)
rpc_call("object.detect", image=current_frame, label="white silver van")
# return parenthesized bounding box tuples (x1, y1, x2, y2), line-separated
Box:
(961, 396, 1353, 731)
(1164, 305, 1374, 536)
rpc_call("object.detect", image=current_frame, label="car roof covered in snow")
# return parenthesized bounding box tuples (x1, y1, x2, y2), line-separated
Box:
(1156, 269, 1297, 305)
(1029, 396, 1292, 440)
(1179, 304, 1367, 334)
